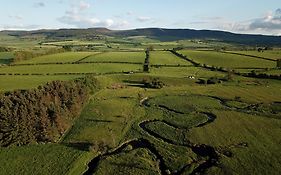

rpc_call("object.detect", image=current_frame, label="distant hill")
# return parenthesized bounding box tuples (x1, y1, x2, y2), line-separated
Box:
(2, 28, 281, 46)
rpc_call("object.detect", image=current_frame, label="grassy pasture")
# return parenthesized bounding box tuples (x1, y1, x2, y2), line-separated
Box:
(230, 50, 281, 60)
(150, 51, 193, 65)
(0, 52, 14, 64)
(150, 66, 226, 78)
(15, 52, 96, 64)
(179, 50, 276, 69)
(258, 69, 281, 75)
(80, 51, 145, 63)
(0, 63, 142, 75)
(42, 40, 106, 46)
(0, 144, 91, 175)
(94, 148, 159, 175)
(0, 45, 281, 175)
(63, 95, 145, 148)
(0, 75, 81, 91)
(188, 110, 281, 175)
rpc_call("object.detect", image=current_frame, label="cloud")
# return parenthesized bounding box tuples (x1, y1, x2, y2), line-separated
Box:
(57, 0, 130, 29)
(33, 2, 45, 8)
(0, 24, 41, 30)
(9, 15, 23, 20)
(126, 11, 134, 16)
(137, 16, 152, 22)
(79, 1, 90, 11)
(249, 9, 281, 30)
(58, 8, 129, 29)
(189, 8, 281, 35)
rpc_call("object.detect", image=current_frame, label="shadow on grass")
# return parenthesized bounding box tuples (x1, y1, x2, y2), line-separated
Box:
(86, 119, 113, 123)
(109, 162, 153, 171)
(123, 80, 146, 88)
(63, 142, 93, 151)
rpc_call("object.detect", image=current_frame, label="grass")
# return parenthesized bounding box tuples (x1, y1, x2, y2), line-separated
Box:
(179, 50, 276, 69)
(256, 69, 281, 75)
(80, 51, 145, 63)
(16, 52, 97, 64)
(62, 94, 145, 148)
(187, 110, 281, 175)
(149, 66, 226, 78)
(0, 144, 88, 175)
(42, 40, 106, 46)
(150, 95, 223, 113)
(0, 52, 14, 64)
(230, 50, 281, 60)
(94, 148, 159, 175)
(0, 47, 281, 175)
(150, 51, 193, 65)
(0, 63, 142, 74)
(0, 75, 82, 91)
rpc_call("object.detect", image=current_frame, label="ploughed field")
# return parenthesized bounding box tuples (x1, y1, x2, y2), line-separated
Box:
(0, 49, 281, 175)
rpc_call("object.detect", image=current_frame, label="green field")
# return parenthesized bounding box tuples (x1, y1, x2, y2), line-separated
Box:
(0, 75, 82, 91)
(150, 51, 193, 65)
(0, 63, 141, 75)
(257, 69, 281, 75)
(230, 50, 281, 60)
(0, 52, 14, 64)
(42, 40, 106, 47)
(179, 50, 276, 69)
(150, 66, 226, 78)
(0, 144, 93, 175)
(16, 52, 96, 64)
(0, 43, 281, 175)
(80, 51, 145, 63)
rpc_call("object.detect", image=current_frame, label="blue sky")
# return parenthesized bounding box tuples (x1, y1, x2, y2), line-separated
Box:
(0, 0, 280, 35)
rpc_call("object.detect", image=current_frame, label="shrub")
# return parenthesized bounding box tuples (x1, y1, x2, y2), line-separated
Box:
(142, 77, 165, 89)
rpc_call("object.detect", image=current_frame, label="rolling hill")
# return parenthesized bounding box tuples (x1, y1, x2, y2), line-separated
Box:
(1, 28, 281, 46)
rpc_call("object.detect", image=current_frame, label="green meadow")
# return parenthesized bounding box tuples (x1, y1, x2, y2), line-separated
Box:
(0, 37, 280, 175)
(230, 50, 281, 60)
(150, 51, 193, 65)
(0, 52, 13, 64)
(80, 51, 145, 63)
(179, 50, 276, 68)
(16, 52, 96, 64)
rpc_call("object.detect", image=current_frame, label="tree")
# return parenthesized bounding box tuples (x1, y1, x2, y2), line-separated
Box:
(62, 45, 73, 51)
(277, 59, 281, 68)
(147, 45, 154, 51)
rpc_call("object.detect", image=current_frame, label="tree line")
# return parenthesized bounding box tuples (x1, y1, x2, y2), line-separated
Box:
(143, 48, 150, 72)
(0, 76, 98, 147)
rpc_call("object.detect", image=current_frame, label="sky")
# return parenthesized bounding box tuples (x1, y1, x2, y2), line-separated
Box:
(0, 0, 280, 35)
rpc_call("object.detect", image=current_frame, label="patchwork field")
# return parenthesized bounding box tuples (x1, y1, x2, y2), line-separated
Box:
(230, 50, 281, 60)
(0, 75, 81, 91)
(0, 63, 141, 75)
(0, 49, 280, 175)
(80, 51, 145, 63)
(179, 50, 276, 69)
(150, 51, 193, 65)
(16, 52, 97, 64)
